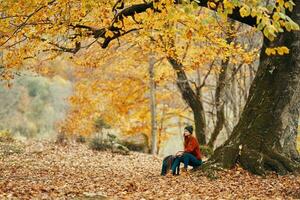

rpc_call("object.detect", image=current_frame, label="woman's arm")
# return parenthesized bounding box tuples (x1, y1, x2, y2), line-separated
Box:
(184, 138, 196, 153)
(175, 151, 184, 156)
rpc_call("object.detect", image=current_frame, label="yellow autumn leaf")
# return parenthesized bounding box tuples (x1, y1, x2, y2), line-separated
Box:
(208, 2, 216, 9)
(277, 46, 290, 55)
(265, 48, 276, 56)
(105, 30, 114, 38)
(273, 12, 280, 21)
(277, 0, 285, 7)
(286, 1, 296, 11)
(251, 9, 257, 17)
(240, 5, 250, 18)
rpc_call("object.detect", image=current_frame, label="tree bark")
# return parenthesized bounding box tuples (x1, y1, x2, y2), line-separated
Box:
(157, 104, 166, 155)
(207, 6, 300, 175)
(208, 27, 235, 148)
(167, 57, 207, 145)
(208, 58, 229, 148)
(282, 80, 300, 163)
(149, 54, 158, 155)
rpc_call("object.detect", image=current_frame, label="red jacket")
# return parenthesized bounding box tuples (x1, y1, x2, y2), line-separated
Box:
(184, 136, 201, 160)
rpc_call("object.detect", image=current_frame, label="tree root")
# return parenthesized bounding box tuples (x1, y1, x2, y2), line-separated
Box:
(209, 144, 240, 169)
(197, 161, 224, 180)
(263, 153, 287, 175)
(202, 144, 300, 176)
(239, 146, 266, 175)
(265, 149, 296, 172)
(239, 146, 300, 175)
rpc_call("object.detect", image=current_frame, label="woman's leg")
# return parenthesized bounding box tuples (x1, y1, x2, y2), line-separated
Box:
(182, 153, 202, 169)
(171, 157, 181, 175)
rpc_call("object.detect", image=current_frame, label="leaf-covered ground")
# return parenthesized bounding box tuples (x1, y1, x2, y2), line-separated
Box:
(0, 141, 299, 200)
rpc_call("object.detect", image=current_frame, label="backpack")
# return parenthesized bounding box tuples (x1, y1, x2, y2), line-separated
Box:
(161, 155, 180, 176)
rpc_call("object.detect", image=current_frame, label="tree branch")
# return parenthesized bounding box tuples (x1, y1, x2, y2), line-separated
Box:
(0, 0, 57, 47)
(178, 0, 257, 27)
(65, 0, 260, 50)
(102, 0, 259, 48)
(199, 59, 215, 89)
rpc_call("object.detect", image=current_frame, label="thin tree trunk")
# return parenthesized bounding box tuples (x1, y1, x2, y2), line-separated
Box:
(249, 64, 255, 83)
(195, 68, 207, 143)
(149, 54, 157, 155)
(178, 116, 184, 144)
(208, 27, 235, 148)
(157, 105, 166, 155)
(167, 57, 207, 144)
(242, 65, 248, 101)
(230, 66, 238, 123)
(238, 69, 244, 117)
(208, 58, 229, 148)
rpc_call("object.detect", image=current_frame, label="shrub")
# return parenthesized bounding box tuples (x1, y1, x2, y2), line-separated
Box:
(76, 135, 86, 143)
(120, 141, 146, 152)
(0, 130, 14, 143)
(89, 137, 110, 151)
(200, 145, 213, 158)
(94, 118, 111, 130)
(107, 133, 117, 143)
(111, 143, 130, 155)
(55, 132, 68, 145)
(89, 135, 130, 155)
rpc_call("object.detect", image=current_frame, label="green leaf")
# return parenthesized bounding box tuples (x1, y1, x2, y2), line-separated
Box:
(278, 13, 287, 20)
(191, 1, 199, 9)
(257, 22, 265, 31)
(184, 6, 191, 14)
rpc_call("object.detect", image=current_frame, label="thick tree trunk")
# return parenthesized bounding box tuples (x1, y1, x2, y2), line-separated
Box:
(168, 57, 207, 144)
(208, 7, 300, 175)
(282, 81, 300, 162)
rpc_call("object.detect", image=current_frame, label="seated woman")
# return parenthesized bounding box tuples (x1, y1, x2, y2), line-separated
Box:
(171, 125, 202, 175)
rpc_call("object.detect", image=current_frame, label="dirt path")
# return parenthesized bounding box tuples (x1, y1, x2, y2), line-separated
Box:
(0, 141, 299, 199)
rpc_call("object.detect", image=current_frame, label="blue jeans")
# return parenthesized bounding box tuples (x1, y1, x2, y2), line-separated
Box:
(171, 153, 202, 175)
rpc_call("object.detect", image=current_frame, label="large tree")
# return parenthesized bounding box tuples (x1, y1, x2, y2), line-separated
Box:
(105, 1, 300, 175)
(208, 3, 300, 174)
(95, 0, 300, 174)
(1, 0, 299, 174)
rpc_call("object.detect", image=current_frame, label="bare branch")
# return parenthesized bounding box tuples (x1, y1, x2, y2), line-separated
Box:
(0, 15, 28, 20)
(47, 41, 81, 54)
(0, 0, 56, 47)
(7, 37, 27, 48)
(199, 60, 215, 89)
(182, 39, 191, 62)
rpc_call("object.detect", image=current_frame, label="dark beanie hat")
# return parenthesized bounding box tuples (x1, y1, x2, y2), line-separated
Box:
(184, 125, 193, 134)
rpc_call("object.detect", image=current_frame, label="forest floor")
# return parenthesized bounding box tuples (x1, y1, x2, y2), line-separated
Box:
(0, 140, 299, 200)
